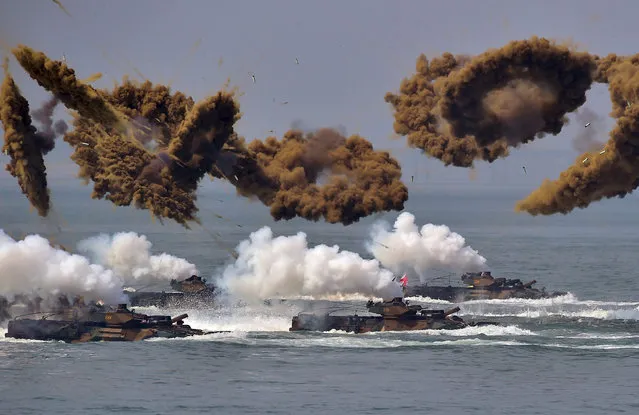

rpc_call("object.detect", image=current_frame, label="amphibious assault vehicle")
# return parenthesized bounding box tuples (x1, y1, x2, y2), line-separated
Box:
(5, 301, 220, 343)
(126, 275, 217, 307)
(405, 271, 567, 302)
(289, 297, 496, 333)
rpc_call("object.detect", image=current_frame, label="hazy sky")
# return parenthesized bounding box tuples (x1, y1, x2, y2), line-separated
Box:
(1, 0, 638, 190)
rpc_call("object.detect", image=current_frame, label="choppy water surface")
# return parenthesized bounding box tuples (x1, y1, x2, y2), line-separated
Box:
(1, 184, 639, 414)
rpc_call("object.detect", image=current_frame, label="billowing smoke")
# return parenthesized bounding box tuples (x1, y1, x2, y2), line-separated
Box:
(385, 37, 595, 167)
(8, 44, 406, 227)
(0, 230, 199, 319)
(0, 65, 57, 217)
(0, 230, 125, 305)
(216, 211, 486, 301)
(516, 54, 639, 214)
(386, 36, 639, 216)
(212, 128, 408, 225)
(217, 226, 403, 302)
(366, 212, 488, 277)
(76, 232, 198, 286)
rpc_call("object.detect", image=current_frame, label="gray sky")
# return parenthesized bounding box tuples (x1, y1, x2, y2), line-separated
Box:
(0, 0, 637, 190)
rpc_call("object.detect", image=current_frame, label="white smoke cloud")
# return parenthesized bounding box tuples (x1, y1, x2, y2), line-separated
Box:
(367, 212, 488, 276)
(0, 231, 125, 304)
(0, 230, 199, 308)
(217, 227, 402, 302)
(76, 232, 198, 286)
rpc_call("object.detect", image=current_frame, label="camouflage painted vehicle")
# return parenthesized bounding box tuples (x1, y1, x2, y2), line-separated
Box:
(126, 275, 217, 307)
(289, 297, 496, 333)
(5, 302, 221, 343)
(405, 271, 567, 302)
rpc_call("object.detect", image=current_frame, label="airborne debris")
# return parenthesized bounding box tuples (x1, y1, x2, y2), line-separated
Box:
(51, 0, 72, 18)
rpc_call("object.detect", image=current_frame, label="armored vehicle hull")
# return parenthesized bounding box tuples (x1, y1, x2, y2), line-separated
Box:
(406, 272, 566, 302)
(5, 303, 221, 343)
(289, 297, 496, 333)
(126, 275, 217, 308)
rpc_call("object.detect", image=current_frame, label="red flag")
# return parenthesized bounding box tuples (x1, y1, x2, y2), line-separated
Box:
(399, 274, 408, 287)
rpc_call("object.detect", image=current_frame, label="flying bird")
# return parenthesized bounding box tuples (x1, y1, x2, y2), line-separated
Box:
(522, 166, 527, 175)
(584, 122, 591, 128)
(248, 72, 256, 83)
(295, 57, 299, 65)
(582, 157, 589, 164)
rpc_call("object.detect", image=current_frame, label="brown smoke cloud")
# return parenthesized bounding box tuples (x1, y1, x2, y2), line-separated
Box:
(386, 36, 639, 216)
(0, 63, 56, 217)
(212, 128, 408, 225)
(6, 44, 407, 227)
(516, 54, 639, 214)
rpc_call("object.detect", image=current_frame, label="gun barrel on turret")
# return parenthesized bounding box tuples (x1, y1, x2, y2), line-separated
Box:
(443, 306, 461, 317)
(171, 313, 188, 323)
(523, 280, 537, 288)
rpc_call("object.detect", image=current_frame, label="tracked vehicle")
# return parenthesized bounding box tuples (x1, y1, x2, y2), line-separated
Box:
(289, 297, 496, 333)
(5, 302, 221, 343)
(126, 275, 217, 307)
(405, 271, 567, 301)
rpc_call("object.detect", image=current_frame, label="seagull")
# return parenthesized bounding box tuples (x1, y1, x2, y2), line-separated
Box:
(248, 72, 256, 83)
(80, 142, 90, 146)
(62, 54, 67, 63)
(522, 166, 527, 175)
(584, 122, 591, 128)
(295, 57, 299, 65)
(600, 150, 606, 155)
(582, 157, 589, 164)
(281, 101, 289, 105)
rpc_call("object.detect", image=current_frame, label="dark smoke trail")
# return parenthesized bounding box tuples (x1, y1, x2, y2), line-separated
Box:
(31, 95, 69, 146)
(387, 36, 639, 216)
